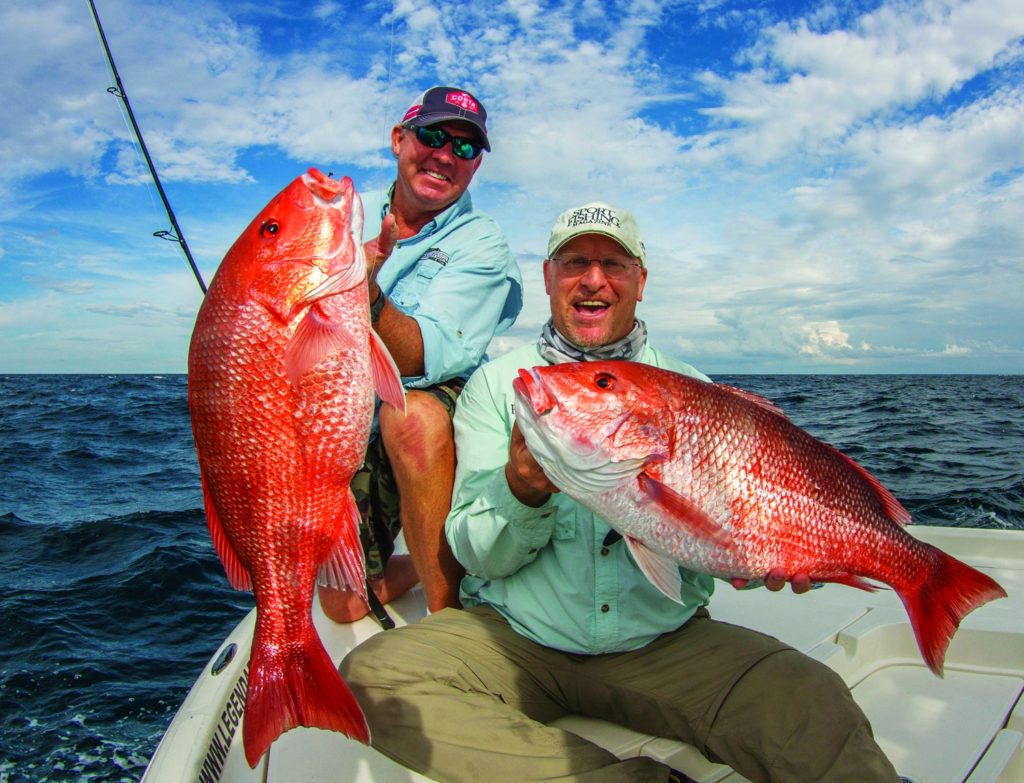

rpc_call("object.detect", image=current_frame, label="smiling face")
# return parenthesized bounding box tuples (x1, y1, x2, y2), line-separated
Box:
(390, 121, 483, 230)
(544, 234, 648, 349)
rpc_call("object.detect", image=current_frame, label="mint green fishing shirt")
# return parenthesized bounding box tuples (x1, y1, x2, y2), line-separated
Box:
(446, 342, 717, 655)
(361, 186, 522, 389)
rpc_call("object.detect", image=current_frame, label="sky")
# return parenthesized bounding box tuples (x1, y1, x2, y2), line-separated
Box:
(1, 0, 1022, 375)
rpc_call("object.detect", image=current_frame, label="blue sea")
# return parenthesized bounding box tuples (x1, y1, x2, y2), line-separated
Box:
(1, 373, 1022, 782)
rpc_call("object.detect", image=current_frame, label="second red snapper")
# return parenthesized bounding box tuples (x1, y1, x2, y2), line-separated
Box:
(188, 169, 405, 766)
(512, 360, 1005, 676)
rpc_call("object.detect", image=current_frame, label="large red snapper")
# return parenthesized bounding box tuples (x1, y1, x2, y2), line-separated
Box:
(512, 360, 1005, 676)
(188, 169, 405, 767)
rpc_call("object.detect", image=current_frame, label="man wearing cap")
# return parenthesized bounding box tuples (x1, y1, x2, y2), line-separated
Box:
(340, 203, 901, 782)
(319, 86, 522, 622)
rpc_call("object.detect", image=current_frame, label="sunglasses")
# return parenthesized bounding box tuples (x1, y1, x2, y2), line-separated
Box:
(406, 125, 484, 160)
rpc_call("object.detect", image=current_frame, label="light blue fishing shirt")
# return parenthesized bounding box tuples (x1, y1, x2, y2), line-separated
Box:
(446, 342, 718, 655)
(361, 185, 522, 388)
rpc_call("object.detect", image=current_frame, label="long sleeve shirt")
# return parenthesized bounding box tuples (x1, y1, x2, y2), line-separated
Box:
(445, 342, 717, 655)
(361, 186, 523, 388)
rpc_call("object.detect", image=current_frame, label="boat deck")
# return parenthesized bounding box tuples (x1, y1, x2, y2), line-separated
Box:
(142, 526, 1024, 783)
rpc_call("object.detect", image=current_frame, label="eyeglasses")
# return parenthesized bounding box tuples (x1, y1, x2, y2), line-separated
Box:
(550, 256, 641, 279)
(405, 125, 484, 160)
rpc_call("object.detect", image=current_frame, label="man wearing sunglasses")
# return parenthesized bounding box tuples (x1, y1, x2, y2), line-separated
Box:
(319, 86, 522, 623)
(341, 203, 901, 782)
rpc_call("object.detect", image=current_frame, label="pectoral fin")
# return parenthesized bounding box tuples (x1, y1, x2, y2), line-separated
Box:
(369, 328, 406, 413)
(284, 305, 360, 386)
(637, 472, 736, 551)
(625, 537, 685, 604)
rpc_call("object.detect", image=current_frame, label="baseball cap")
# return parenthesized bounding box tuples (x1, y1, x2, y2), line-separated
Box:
(547, 202, 646, 265)
(401, 86, 490, 151)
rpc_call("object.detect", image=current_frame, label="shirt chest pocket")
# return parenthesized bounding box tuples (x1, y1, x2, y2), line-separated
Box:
(390, 252, 447, 309)
(549, 501, 579, 541)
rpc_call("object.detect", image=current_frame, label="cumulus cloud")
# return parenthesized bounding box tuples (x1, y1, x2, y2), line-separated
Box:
(694, 0, 1024, 165)
(1, 0, 1022, 372)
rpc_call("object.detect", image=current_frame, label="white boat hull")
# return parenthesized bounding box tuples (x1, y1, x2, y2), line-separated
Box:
(142, 525, 1024, 783)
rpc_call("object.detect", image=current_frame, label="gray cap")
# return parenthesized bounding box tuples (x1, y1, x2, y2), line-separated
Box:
(547, 202, 646, 265)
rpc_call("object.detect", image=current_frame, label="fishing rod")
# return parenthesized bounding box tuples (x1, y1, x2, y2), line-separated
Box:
(87, 0, 207, 294)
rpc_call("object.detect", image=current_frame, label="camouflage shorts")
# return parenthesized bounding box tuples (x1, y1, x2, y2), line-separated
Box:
(352, 379, 465, 579)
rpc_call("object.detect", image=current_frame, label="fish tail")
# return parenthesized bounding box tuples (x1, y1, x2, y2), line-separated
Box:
(242, 630, 370, 767)
(899, 546, 1006, 677)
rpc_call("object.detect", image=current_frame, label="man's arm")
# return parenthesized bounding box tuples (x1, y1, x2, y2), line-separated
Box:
(401, 228, 521, 387)
(364, 216, 521, 385)
(364, 215, 427, 377)
(444, 362, 559, 580)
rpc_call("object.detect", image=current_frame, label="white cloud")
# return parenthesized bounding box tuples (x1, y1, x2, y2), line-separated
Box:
(1, 0, 1022, 373)
(694, 0, 1024, 164)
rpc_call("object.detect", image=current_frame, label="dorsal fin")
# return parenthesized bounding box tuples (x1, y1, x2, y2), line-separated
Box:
(718, 384, 788, 417)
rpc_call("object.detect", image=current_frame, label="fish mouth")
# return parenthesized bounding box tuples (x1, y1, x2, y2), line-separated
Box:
(513, 368, 554, 416)
(303, 168, 347, 203)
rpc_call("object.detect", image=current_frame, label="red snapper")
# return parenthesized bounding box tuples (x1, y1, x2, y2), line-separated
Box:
(188, 169, 404, 766)
(512, 360, 1005, 676)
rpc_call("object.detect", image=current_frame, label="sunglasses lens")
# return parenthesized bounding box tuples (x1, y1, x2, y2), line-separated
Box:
(451, 138, 481, 160)
(416, 126, 447, 148)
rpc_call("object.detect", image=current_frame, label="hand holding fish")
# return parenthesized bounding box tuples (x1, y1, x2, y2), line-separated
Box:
(731, 569, 813, 594)
(506, 421, 560, 507)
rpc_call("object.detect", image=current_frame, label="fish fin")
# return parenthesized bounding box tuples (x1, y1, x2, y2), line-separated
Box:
(625, 537, 686, 604)
(832, 445, 912, 526)
(318, 490, 369, 600)
(243, 621, 370, 767)
(895, 546, 1006, 677)
(637, 472, 737, 552)
(201, 475, 252, 591)
(369, 327, 406, 412)
(283, 304, 360, 386)
(825, 573, 883, 592)
(718, 385, 788, 417)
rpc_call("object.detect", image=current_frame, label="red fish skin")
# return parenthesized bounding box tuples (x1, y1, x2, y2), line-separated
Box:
(188, 170, 386, 766)
(512, 360, 1006, 676)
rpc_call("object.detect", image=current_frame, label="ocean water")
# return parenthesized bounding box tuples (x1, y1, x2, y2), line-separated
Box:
(1, 373, 1022, 782)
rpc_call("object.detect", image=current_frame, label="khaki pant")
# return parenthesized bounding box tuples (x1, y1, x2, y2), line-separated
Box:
(339, 605, 899, 783)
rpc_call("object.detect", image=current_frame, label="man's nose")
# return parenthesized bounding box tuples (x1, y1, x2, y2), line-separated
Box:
(578, 260, 610, 287)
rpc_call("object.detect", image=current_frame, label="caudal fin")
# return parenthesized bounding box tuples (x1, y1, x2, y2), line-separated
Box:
(242, 630, 370, 768)
(899, 547, 1006, 677)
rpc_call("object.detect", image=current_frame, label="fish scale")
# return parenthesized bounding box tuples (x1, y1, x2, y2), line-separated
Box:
(512, 359, 1005, 676)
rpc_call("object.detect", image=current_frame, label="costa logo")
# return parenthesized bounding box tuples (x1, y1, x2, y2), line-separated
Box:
(445, 91, 479, 113)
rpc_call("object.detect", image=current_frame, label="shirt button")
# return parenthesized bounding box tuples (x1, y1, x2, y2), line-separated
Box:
(600, 603, 610, 613)
(600, 547, 609, 556)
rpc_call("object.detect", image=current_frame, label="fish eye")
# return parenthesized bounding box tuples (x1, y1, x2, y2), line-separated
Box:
(594, 373, 616, 390)
(260, 220, 280, 238)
